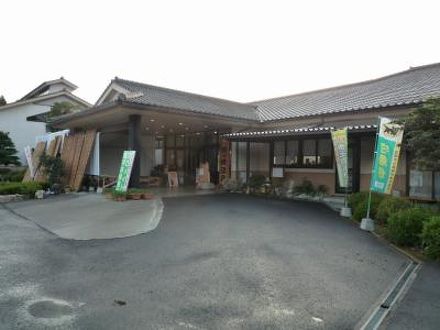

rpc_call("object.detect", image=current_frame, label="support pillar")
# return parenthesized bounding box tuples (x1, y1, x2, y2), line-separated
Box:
(128, 114, 141, 187)
(246, 141, 250, 184)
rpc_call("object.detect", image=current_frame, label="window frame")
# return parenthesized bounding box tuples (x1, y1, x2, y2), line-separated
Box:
(271, 137, 334, 169)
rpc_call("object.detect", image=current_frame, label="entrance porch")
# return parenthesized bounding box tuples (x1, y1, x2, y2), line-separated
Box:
(53, 101, 258, 187)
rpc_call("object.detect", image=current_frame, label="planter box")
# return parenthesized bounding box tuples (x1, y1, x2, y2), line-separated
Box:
(142, 193, 155, 200)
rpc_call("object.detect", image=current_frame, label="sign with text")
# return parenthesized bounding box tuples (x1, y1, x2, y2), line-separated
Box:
(115, 150, 136, 192)
(370, 117, 404, 194)
(331, 128, 349, 188)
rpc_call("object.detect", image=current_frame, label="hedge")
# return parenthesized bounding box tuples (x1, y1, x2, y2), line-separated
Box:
(386, 207, 433, 246)
(0, 182, 45, 198)
(0, 168, 26, 182)
(422, 216, 440, 259)
(349, 192, 386, 221)
(376, 196, 412, 224)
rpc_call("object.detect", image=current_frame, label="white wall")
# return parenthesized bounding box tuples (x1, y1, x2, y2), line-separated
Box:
(99, 132, 156, 177)
(0, 103, 48, 164)
(0, 95, 86, 164)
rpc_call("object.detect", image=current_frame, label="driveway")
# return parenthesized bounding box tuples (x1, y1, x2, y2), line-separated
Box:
(6, 194, 163, 240)
(0, 194, 408, 329)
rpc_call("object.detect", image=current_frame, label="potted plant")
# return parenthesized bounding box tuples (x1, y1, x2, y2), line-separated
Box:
(142, 191, 154, 200)
(112, 189, 127, 201)
(249, 175, 266, 195)
(127, 188, 143, 200)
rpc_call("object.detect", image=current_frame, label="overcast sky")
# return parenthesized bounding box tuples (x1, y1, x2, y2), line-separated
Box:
(1, 0, 439, 105)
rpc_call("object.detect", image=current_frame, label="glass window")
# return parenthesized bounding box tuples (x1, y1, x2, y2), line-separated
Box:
(303, 139, 316, 166)
(317, 139, 332, 167)
(166, 149, 175, 167)
(410, 170, 433, 200)
(250, 142, 269, 174)
(154, 136, 164, 166)
(176, 135, 184, 147)
(286, 140, 299, 165)
(435, 172, 440, 201)
(166, 135, 175, 147)
(237, 142, 247, 171)
(191, 135, 202, 147)
(207, 133, 218, 144)
(273, 141, 285, 165)
(176, 150, 184, 170)
(155, 137, 164, 149)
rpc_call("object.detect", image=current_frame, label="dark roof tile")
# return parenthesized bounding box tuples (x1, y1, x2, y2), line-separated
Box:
(114, 78, 258, 121)
(251, 63, 440, 121)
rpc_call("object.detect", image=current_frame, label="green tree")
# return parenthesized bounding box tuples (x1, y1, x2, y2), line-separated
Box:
(39, 153, 65, 187)
(47, 101, 76, 119)
(0, 131, 20, 165)
(0, 95, 6, 106)
(402, 98, 440, 171)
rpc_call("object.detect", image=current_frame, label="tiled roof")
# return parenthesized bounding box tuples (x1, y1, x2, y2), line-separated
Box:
(223, 124, 377, 139)
(251, 63, 440, 121)
(113, 78, 258, 121)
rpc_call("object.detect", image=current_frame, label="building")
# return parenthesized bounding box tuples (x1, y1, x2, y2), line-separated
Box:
(50, 63, 440, 200)
(0, 78, 91, 163)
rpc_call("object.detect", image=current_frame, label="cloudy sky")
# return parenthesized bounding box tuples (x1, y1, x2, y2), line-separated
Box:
(1, 0, 439, 105)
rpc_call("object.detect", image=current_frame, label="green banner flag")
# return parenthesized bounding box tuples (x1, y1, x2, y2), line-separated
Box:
(115, 150, 136, 192)
(370, 117, 404, 194)
(331, 128, 349, 188)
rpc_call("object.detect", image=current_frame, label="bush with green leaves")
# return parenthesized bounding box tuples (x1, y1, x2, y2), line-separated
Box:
(248, 175, 266, 189)
(386, 207, 433, 246)
(39, 154, 65, 187)
(350, 192, 386, 221)
(295, 179, 315, 196)
(317, 184, 329, 196)
(421, 216, 440, 259)
(376, 196, 412, 224)
(0, 131, 20, 166)
(348, 191, 369, 209)
(0, 182, 45, 198)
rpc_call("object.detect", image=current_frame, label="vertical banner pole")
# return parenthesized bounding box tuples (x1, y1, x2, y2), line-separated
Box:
(363, 118, 380, 228)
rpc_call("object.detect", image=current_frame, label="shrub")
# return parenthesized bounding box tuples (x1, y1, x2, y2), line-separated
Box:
(295, 179, 315, 196)
(317, 184, 329, 196)
(0, 182, 44, 198)
(248, 175, 266, 189)
(348, 191, 368, 209)
(39, 154, 65, 187)
(0, 168, 26, 182)
(422, 216, 440, 259)
(376, 196, 412, 224)
(386, 208, 433, 246)
(350, 192, 386, 221)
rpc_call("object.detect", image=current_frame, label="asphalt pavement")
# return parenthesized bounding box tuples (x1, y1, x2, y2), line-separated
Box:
(383, 261, 440, 329)
(0, 194, 409, 329)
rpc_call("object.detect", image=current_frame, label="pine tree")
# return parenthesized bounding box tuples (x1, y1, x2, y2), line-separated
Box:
(0, 95, 6, 106)
(0, 131, 20, 166)
(403, 98, 440, 171)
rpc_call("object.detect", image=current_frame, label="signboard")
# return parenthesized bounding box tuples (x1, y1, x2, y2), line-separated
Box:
(115, 150, 136, 192)
(272, 167, 284, 178)
(331, 128, 349, 188)
(167, 171, 179, 187)
(24, 146, 35, 179)
(370, 117, 404, 194)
